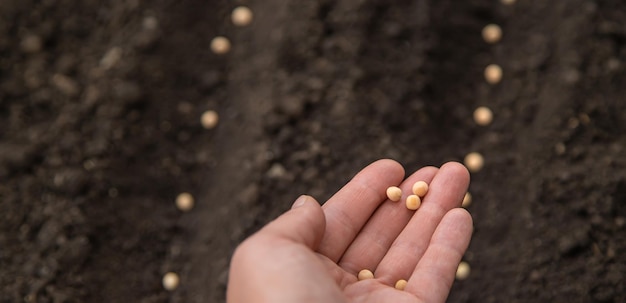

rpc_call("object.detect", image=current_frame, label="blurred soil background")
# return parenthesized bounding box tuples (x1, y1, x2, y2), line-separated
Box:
(1, 0, 625, 302)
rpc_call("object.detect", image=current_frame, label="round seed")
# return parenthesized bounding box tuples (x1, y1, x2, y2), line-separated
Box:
(484, 64, 503, 84)
(462, 192, 472, 208)
(162, 272, 180, 291)
(386, 186, 402, 202)
(455, 262, 471, 280)
(395, 279, 408, 290)
(501, 0, 516, 5)
(231, 6, 253, 27)
(210, 36, 231, 55)
(358, 269, 374, 280)
(411, 181, 429, 197)
(176, 192, 194, 212)
(405, 194, 421, 210)
(482, 24, 502, 44)
(473, 106, 493, 126)
(201, 110, 219, 129)
(464, 152, 484, 173)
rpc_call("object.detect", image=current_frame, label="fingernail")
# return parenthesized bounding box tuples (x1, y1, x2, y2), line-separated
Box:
(291, 195, 308, 209)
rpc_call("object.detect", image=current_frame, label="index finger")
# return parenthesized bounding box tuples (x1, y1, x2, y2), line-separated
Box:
(318, 159, 405, 262)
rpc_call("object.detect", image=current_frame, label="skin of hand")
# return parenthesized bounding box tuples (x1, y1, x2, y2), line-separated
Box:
(227, 159, 473, 303)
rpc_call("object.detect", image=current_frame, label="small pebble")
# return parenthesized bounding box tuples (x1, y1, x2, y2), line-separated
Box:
(485, 64, 503, 84)
(482, 24, 502, 44)
(358, 269, 374, 280)
(231, 6, 254, 27)
(143, 16, 159, 30)
(21, 34, 43, 53)
(405, 195, 421, 210)
(455, 262, 470, 280)
(386, 186, 402, 202)
(411, 181, 428, 197)
(473, 106, 493, 126)
(211, 36, 231, 54)
(201, 110, 219, 129)
(462, 192, 472, 208)
(176, 192, 194, 212)
(100, 47, 123, 70)
(162, 272, 180, 291)
(464, 152, 484, 173)
(395, 279, 408, 290)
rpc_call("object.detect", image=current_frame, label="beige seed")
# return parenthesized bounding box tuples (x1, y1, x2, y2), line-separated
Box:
(501, 0, 516, 5)
(386, 186, 403, 202)
(484, 64, 503, 84)
(162, 272, 180, 291)
(482, 24, 502, 44)
(473, 106, 493, 126)
(462, 192, 472, 208)
(395, 279, 408, 290)
(405, 194, 421, 210)
(358, 269, 374, 280)
(210, 36, 231, 54)
(464, 152, 484, 173)
(455, 262, 471, 280)
(411, 181, 428, 197)
(231, 6, 254, 27)
(176, 192, 194, 212)
(201, 110, 219, 129)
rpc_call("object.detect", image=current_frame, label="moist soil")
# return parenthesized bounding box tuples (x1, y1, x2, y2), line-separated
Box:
(2, 0, 626, 302)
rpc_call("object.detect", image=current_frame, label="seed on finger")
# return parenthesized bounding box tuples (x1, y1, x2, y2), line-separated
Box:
(411, 181, 429, 197)
(386, 186, 402, 202)
(394, 279, 408, 290)
(455, 261, 471, 280)
(358, 269, 374, 280)
(462, 192, 472, 208)
(405, 194, 421, 210)
(464, 152, 484, 173)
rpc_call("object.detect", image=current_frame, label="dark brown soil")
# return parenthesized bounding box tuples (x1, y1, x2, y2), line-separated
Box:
(2, 0, 625, 302)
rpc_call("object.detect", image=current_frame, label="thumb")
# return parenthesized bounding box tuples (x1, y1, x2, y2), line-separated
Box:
(261, 195, 326, 250)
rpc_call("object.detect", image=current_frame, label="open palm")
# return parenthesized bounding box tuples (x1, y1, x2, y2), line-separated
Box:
(228, 160, 473, 303)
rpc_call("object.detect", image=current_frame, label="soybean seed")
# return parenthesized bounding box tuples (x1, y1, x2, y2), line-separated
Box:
(358, 269, 374, 280)
(176, 192, 194, 212)
(405, 194, 421, 210)
(386, 186, 402, 202)
(162, 272, 180, 291)
(411, 181, 428, 197)
(464, 152, 484, 173)
(231, 6, 253, 27)
(201, 110, 219, 129)
(462, 192, 472, 208)
(455, 262, 471, 280)
(210, 36, 231, 55)
(395, 279, 408, 290)
(473, 106, 493, 126)
(484, 64, 503, 84)
(482, 24, 502, 44)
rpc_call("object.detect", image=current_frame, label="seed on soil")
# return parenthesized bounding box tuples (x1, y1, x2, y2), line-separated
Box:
(464, 152, 484, 173)
(405, 194, 421, 210)
(210, 36, 231, 54)
(462, 192, 472, 208)
(176, 192, 194, 212)
(201, 110, 219, 129)
(386, 186, 403, 202)
(395, 279, 408, 290)
(358, 269, 374, 280)
(482, 24, 502, 44)
(455, 262, 471, 280)
(473, 106, 493, 126)
(411, 181, 429, 197)
(231, 6, 254, 27)
(162, 272, 180, 291)
(501, 0, 516, 5)
(484, 64, 503, 84)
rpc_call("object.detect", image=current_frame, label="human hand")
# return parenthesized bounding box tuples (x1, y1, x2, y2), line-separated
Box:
(227, 159, 473, 303)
